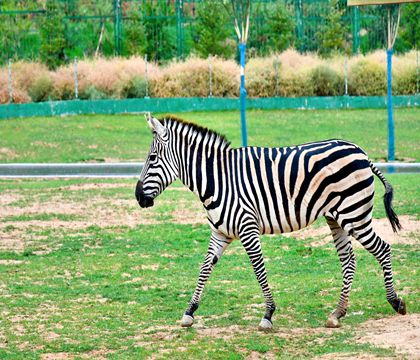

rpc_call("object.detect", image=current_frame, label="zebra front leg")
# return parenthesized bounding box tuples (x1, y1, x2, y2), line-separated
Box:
(240, 229, 276, 331)
(181, 232, 232, 327)
(325, 217, 356, 328)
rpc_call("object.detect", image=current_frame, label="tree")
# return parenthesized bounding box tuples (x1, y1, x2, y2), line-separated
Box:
(316, 0, 349, 57)
(40, 0, 66, 69)
(266, 2, 295, 53)
(141, 1, 176, 62)
(193, 1, 234, 58)
(397, 3, 420, 52)
(123, 7, 147, 56)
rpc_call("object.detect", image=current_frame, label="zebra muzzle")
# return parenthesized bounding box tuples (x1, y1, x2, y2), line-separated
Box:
(135, 180, 154, 208)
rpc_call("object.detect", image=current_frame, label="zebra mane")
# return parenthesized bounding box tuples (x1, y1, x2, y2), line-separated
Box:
(159, 115, 231, 149)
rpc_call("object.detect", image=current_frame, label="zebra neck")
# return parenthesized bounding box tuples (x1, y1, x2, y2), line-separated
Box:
(176, 138, 228, 206)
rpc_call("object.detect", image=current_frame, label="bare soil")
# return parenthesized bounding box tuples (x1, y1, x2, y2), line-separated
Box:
(0, 184, 418, 253)
(355, 314, 420, 360)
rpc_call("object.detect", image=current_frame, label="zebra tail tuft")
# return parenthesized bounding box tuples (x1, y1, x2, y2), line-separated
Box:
(369, 162, 402, 233)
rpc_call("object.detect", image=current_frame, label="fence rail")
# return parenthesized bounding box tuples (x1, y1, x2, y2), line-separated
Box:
(1, 162, 419, 178)
(0, 96, 419, 120)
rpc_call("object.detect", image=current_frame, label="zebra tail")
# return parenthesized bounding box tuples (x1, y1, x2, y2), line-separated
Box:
(369, 161, 402, 233)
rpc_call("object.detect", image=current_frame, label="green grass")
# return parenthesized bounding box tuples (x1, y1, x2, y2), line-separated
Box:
(0, 175, 418, 359)
(1, 108, 419, 163)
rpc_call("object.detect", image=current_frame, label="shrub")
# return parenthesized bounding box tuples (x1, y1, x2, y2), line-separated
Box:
(348, 59, 386, 96)
(120, 77, 148, 98)
(394, 66, 416, 95)
(28, 76, 54, 102)
(247, 57, 278, 97)
(79, 86, 108, 100)
(310, 65, 344, 96)
(151, 57, 239, 97)
(279, 72, 314, 97)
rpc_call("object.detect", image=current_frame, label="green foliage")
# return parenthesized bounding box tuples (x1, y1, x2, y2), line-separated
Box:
(265, 2, 295, 53)
(142, 1, 176, 61)
(348, 60, 387, 96)
(123, 10, 147, 56)
(397, 3, 420, 52)
(40, 0, 66, 69)
(394, 66, 417, 95)
(120, 77, 148, 98)
(79, 86, 107, 100)
(316, 0, 349, 58)
(310, 65, 344, 96)
(193, 1, 235, 59)
(28, 76, 54, 102)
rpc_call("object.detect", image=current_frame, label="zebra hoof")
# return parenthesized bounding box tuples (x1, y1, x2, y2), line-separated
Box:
(180, 314, 194, 327)
(258, 318, 273, 332)
(325, 315, 341, 328)
(389, 297, 407, 315)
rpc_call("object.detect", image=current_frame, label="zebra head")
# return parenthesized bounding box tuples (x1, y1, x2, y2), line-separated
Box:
(135, 114, 178, 208)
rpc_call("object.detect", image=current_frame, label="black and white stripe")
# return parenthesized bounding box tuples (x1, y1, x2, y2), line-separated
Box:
(135, 115, 406, 329)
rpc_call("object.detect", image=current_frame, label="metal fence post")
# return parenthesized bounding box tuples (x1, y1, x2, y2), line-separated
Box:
(144, 54, 150, 99)
(275, 57, 280, 97)
(239, 43, 248, 147)
(344, 57, 348, 96)
(416, 48, 419, 95)
(74, 57, 79, 99)
(352, 6, 360, 55)
(294, 0, 304, 52)
(8, 59, 13, 103)
(208, 55, 213, 97)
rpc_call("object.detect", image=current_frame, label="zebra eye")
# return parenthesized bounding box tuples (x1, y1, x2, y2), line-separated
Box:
(149, 154, 158, 162)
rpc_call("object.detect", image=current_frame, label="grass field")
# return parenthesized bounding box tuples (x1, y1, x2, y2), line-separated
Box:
(1, 108, 419, 163)
(0, 175, 419, 359)
(0, 108, 419, 359)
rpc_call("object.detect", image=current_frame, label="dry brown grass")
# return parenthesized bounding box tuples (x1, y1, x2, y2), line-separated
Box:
(151, 56, 239, 97)
(0, 50, 417, 103)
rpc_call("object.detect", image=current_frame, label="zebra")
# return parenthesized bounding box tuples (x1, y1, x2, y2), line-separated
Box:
(135, 113, 406, 330)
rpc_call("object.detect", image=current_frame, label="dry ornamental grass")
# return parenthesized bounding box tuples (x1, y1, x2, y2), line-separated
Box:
(0, 50, 418, 103)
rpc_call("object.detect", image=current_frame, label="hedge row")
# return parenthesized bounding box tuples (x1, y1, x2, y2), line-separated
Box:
(0, 50, 418, 104)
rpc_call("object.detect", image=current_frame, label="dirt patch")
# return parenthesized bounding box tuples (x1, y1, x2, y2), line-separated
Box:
(0, 147, 17, 161)
(41, 353, 73, 360)
(355, 314, 420, 359)
(315, 353, 393, 360)
(57, 183, 133, 191)
(0, 260, 24, 265)
(283, 216, 420, 247)
(0, 193, 23, 206)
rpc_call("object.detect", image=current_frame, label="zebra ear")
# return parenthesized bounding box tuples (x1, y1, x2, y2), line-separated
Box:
(145, 113, 167, 137)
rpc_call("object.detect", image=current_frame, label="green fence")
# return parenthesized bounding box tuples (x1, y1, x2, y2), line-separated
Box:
(1, 0, 414, 65)
(0, 96, 418, 120)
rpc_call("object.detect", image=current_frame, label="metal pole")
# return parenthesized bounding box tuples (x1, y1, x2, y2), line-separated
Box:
(8, 59, 13, 103)
(416, 48, 419, 95)
(275, 57, 280, 97)
(176, 0, 184, 60)
(114, 0, 122, 55)
(344, 57, 348, 96)
(208, 55, 213, 97)
(386, 48, 394, 161)
(294, 0, 304, 52)
(239, 43, 248, 147)
(74, 57, 78, 99)
(144, 54, 149, 99)
(352, 6, 360, 55)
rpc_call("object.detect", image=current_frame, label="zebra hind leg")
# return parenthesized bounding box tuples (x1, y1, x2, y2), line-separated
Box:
(325, 217, 356, 328)
(350, 221, 406, 316)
